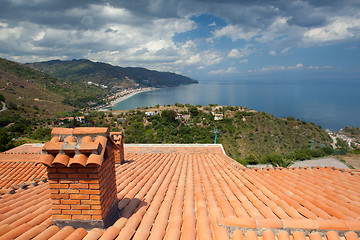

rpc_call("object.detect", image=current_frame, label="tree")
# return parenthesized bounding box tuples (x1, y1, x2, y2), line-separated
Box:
(0, 129, 14, 152)
(162, 110, 177, 122)
(188, 106, 199, 116)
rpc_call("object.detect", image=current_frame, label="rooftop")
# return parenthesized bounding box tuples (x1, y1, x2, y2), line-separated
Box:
(0, 137, 359, 239)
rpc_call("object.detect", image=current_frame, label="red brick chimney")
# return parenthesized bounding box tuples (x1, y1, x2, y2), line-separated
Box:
(38, 127, 120, 229)
(110, 132, 124, 164)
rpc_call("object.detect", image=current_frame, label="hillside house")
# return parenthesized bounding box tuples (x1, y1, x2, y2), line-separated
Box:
(145, 111, 157, 117)
(0, 127, 360, 239)
(175, 113, 191, 121)
(76, 116, 86, 124)
(214, 113, 223, 120)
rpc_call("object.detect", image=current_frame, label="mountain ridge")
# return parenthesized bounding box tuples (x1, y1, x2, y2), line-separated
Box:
(27, 59, 198, 88)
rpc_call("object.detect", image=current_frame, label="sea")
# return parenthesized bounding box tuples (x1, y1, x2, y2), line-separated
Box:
(113, 79, 360, 132)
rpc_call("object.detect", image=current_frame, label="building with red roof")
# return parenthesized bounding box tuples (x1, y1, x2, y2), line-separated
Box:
(0, 127, 359, 239)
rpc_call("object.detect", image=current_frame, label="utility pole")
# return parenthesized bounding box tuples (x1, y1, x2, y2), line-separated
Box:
(210, 129, 221, 144)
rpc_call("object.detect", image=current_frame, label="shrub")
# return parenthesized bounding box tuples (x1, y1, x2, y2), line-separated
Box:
(0, 129, 14, 152)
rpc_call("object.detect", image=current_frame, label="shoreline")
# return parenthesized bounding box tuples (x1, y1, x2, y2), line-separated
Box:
(99, 87, 156, 111)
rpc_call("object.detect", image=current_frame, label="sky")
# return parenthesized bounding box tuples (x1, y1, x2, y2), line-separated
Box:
(0, 0, 359, 81)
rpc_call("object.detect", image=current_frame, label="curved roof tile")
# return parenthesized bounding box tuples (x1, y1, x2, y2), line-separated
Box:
(1, 143, 360, 239)
(69, 154, 87, 167)
(86, 154, 104, 167)
(52, 154, 70, 166)
(64, 135, 77, 143)
(38, 154, 54, 167)
(36, 128, 118, 168)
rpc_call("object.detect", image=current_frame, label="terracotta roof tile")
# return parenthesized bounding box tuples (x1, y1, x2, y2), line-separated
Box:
(345, 232, 360, 240)
(82, 228, 104, 240)
(32, 225, 60, 240)
(73, 127, 109, 135)
(48, 225, 75, 239)
(1, 143, 360, 239)
(51, 128, 74, 136)
(2, 144, 43, 154)
(38, 128, 119, 167)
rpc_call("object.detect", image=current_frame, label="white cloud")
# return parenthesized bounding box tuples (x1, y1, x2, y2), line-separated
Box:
(209, 67, 237, 74)
(228, 49, 240, 58)
(208, 22, 216, 27)
(185, 54, 201, 64)
(212, 25, 260, 41)
(227, 46, 253, 59)
(268, 50, 277, 56)
(304, 16, 360, 43)
(0, 5, 197, 71)
(281, 47, 290, 54)
(0, 0, 359, 77)
(248, 63, 333, 72)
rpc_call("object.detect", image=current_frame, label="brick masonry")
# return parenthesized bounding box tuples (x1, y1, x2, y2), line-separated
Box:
(111, 132, 124, 164)
(48, 143, 119, 229)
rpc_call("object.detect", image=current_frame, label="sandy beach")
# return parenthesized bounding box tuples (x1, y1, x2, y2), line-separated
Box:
(99, 88, 156, 111)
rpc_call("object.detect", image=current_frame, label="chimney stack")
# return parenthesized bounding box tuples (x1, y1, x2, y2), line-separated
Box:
(38, 127, 119, 229)
(110, 132, 124, 164)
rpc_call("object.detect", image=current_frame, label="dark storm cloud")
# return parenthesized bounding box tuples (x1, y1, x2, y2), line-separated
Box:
(1, 0, 358, 30)
(0, 0, 359, 70)
(177, 0, 357, 28)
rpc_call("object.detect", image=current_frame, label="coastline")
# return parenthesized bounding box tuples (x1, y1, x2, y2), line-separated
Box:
(99, 87, 156, 111)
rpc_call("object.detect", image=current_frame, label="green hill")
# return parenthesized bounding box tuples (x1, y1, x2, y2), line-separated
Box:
(27, 59, 198, 88)
(0, 58, 106, 113)
(105, 104, 333, 164)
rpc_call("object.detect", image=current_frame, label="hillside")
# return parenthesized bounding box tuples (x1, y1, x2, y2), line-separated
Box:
(0, 58, 106, 112)
(100, 104, 333, 164)
(340, 126, 360, 140)
(27, 59, 198, 88)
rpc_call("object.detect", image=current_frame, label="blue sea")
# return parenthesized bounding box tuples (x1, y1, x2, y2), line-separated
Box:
(113, 79, 360, 131)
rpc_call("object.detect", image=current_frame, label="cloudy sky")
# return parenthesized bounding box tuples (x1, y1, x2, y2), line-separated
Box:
(1, 0, 359, 80)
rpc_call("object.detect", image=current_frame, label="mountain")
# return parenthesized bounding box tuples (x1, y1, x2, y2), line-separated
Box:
(0, 58, 106, 115)
(27, 59, 198, 88)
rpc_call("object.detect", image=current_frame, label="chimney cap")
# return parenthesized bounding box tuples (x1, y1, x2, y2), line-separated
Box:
(38, 127, 116, 168)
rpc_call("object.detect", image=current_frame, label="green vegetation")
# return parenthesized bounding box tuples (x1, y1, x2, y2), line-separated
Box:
(0, 58, 106, 110)
(108, 105, 333, 165)
(340, 126, 360, 140)
(0, 57, 337, 163)
(28, 59, 198, 88)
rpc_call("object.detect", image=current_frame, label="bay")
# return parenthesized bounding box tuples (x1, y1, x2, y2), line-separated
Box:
(113, 79, 360, 131)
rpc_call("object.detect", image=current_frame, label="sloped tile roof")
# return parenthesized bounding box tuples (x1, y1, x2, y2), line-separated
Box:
(2, 143, 43, 154)
(0, 144, 47, 195)
(0, 144, 360, 239)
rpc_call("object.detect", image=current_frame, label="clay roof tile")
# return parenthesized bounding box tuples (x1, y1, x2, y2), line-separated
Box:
(69, 154, 87, 167)
(262, 230, 276, 240)
(52, 154, 70, 167)
(326, 231, 341, 240)
(345, 232, 360, 240)
(51, 127, 73, 135)
(244, 230, 258, 240)
(50, 137, 60, 143)
(81, 136, 93, 143)
(86, 154, 103, 167)
(43, 142, 63, 152)
(277, 231, 291, 240)
(79, 142, 100, 153)
(37, 154, 54, 167)
(73, 127, 109, 136)
(64, 136, 77, 143)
